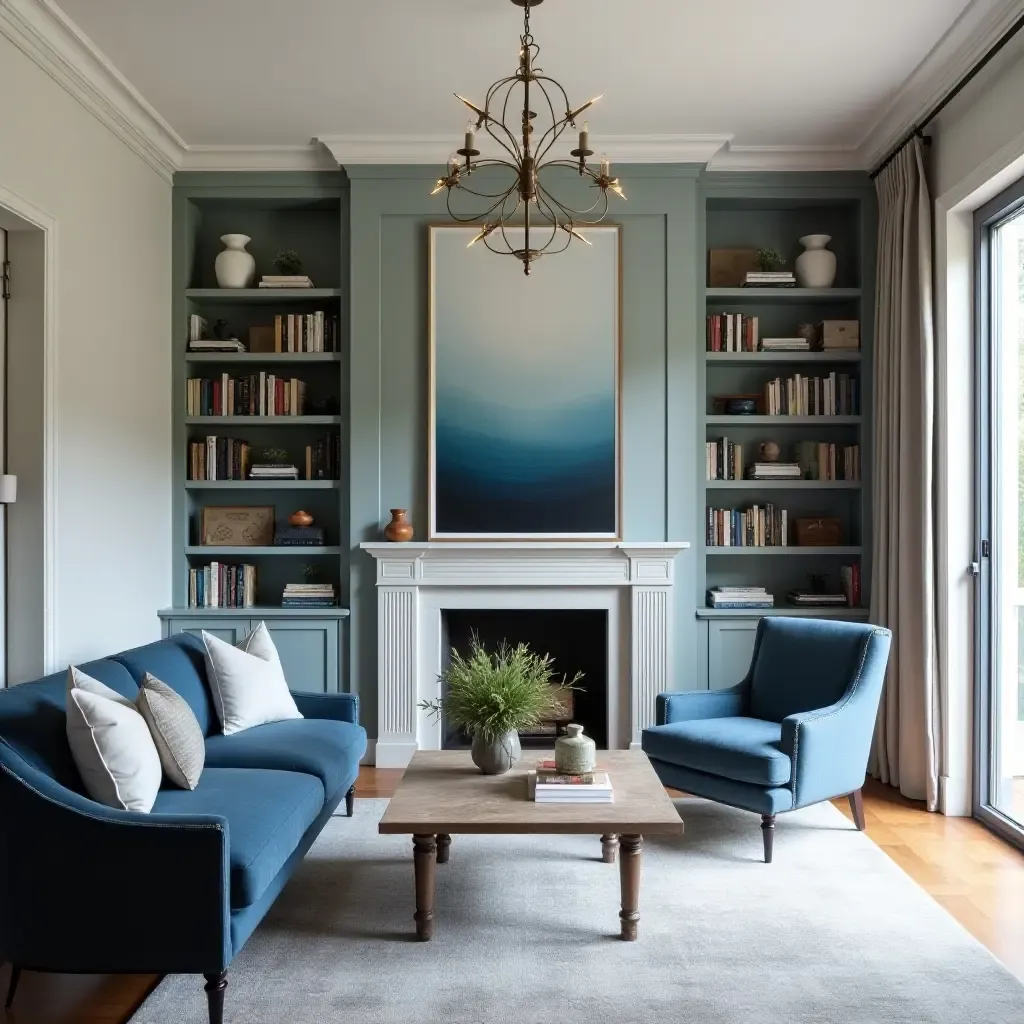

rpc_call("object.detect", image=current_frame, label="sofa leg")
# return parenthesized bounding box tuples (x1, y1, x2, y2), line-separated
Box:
(848, 788, 866, 830)
(345, 784, 355, 817)
(5, 965, 21, 1008)
(204, 971, 227, 1024)
(760, 814, 775, 863)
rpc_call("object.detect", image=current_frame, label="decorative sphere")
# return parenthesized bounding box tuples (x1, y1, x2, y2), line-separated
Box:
(289, 510, 314, 527)
(759, 441, 781, 462)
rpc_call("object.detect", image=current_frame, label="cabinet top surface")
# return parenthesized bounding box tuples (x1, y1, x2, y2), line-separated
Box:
(159, 607, 351, 619)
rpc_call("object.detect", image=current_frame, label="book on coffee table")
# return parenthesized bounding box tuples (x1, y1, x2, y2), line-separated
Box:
(527, 769, 614, 803)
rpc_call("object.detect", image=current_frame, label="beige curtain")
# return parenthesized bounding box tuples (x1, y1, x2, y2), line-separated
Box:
(869, 137, 940, 810)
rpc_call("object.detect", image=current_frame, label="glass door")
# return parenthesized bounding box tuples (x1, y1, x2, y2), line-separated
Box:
(975, 177, 1024, 845)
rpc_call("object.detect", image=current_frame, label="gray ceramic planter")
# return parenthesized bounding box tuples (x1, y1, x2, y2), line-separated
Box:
(470, 730, 521, 775)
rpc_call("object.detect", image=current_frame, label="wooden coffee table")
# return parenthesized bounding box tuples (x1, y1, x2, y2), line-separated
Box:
(378, 750, 683, 942)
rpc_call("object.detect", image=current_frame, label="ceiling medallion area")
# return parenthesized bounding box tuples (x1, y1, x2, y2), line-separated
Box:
(431, 0, 625, 275)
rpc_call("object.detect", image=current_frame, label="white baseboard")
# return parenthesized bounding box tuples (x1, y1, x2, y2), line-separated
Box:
(374, 739, 418, 769)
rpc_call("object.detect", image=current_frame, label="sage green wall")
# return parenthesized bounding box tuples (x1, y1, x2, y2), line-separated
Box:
(347, 165, 704, 741)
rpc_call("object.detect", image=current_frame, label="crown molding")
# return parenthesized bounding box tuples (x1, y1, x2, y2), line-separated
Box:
(316, 134, 733, 167)
(179, 144, 339, 172)
(0, 0, 185, 181)
(858, 0, 1024, 170)
(708, 144, 864, 172)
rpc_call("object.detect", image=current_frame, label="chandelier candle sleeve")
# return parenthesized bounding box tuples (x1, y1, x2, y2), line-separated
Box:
(432, 0, 624, 275)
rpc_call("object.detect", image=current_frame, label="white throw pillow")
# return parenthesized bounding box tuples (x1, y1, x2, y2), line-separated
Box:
(201, 623, 302, 736)
(65, 666, 163, 812)
(136, 673, 205, 790)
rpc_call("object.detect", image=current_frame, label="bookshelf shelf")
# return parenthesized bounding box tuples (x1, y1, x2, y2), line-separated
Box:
(705, 480, 861, 490)
(184, 415, 342, 426)
(705, 351, 861, 364)
(705, 546, 862, 556)
(705, 415, 861, 426)
(184, 480, 341, 490)
(160, 606, 350, 619)
(697, 606, 870, 620)
(185, 546, 342, 556)
(185, 352, 343, 364)
(705, 287, 861, 302)
(185, 288, 342, 303)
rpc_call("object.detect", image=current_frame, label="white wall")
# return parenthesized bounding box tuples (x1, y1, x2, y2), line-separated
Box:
(0, 31, 172, 674)
(930, 38, 1024, 814)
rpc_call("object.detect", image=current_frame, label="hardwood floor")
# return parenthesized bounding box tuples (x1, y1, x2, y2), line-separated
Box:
(2, 773, 1021, 1023)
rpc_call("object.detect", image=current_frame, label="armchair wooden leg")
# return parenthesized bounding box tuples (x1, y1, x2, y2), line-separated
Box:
(345, 784, 355, 817)
(5, 965, 21, 1008)
(204, 971, 227, 1024)
(760, 814, 775, 863)
(848, 788, 866, 831)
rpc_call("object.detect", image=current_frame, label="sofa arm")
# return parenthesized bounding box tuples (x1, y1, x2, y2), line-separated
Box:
(291, 690, 359, 724)
(0, 753, 231, 975)
(656, 681, 748, 725)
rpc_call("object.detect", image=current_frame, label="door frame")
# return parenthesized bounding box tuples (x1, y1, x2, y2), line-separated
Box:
(0, 183, 58, 677)
(973, 173, 1024, 848)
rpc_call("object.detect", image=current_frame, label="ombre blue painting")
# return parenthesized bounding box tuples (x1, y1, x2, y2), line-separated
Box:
(429, 226, 620, 538)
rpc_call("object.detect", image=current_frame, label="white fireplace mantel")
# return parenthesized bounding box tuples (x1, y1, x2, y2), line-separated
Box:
(361, 541, 689, 767)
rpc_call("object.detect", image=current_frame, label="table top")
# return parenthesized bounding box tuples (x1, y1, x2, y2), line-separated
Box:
(378, 750, 684, 835)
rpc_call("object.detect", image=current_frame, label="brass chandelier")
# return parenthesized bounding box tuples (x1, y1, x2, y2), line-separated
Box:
(431, 0, 625, 275)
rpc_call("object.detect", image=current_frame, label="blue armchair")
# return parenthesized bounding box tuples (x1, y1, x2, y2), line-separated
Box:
(642, 617, 891, 862)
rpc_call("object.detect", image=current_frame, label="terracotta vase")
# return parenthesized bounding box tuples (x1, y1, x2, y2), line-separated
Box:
(289, 510, 314, 527)
(384, 509, 414, 542)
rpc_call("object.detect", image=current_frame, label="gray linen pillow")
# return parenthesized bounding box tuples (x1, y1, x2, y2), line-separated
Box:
(136, 672, 205, 790)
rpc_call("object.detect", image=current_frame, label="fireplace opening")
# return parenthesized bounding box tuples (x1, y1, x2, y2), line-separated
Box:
(440, 609, 608, 750)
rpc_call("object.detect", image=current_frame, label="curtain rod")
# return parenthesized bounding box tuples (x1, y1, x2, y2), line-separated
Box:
(870, 10, 1024, 180)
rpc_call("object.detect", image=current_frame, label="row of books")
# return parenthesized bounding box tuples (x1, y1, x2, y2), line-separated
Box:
(794, 441, 861, 482)
(707, 314, 760, 352)
(189, 563, 256, 608)
(271, 312, 339, 353)
(707, 586, 774, 609)
(187, 434, 341, 481)
(186, 374, 308, 418)
(707, 504, 789, 547)
(282, 583, 336, 608)
(763, 373, 858, 417)
(705, 439, 746, 480)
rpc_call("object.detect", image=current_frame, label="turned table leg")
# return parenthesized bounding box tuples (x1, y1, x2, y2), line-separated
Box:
(436, 834, 452, 864)
(601, 834, 620, 864)
(413, 834, 437, 941)
(619, 834, 643, 940)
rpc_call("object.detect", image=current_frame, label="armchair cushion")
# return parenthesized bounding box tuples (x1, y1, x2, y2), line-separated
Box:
(152, 767, 323, 910)
(642, 717, 791, 787)
(204, 718, 365, 801)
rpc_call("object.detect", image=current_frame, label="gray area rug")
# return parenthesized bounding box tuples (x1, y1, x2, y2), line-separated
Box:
(135, 798, 1022, 1023)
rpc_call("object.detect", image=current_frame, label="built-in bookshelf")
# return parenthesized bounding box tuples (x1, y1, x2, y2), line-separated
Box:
(699, 185, 875, 626)
(171, 178, 349, 614)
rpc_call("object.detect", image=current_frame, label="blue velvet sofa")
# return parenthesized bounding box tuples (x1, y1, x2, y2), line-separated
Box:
(0, 631, 366, 1024)
(642, 617, 891, 863)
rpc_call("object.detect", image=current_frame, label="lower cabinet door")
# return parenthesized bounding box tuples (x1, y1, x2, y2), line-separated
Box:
(257, 619, 340, 694)
(708, 621, 759, 691)
(165, 618, 251, 646)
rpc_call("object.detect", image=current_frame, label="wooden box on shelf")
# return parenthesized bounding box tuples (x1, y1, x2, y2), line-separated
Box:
(708, 248, 758, 287)
(200, 506, 274, 546)
(793, 517, 844, 546)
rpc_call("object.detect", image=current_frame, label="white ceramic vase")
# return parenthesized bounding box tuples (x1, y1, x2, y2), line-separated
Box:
(795, 234, 836, 289)
(214, 234, 256, 289)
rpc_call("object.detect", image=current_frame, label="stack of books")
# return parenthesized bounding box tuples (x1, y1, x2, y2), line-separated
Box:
(259, 274, 313, 289)
(787, 591, 849, 608)
(282, 583, 336, 608)
(744, 271, 795, 287)
(529, 761, 614, 803)
(706, 586, 774, 610)
(249, 463, 299, 481)
(747, 461, 801, 481)
(760, 337, 811, 352)
(188, 314, 244, 352)
(274, 525, 326, 547)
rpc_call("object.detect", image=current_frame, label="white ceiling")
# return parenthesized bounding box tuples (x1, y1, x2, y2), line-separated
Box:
(52, 0, 974, 148)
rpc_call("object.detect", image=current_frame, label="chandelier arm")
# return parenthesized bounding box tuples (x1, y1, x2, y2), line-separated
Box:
(446, 186, 516, 224)
(530, 78, 568, 164)
(482, 192, 525, 254)
(482, 77, 524, 163)
(535, 179, 608, 221)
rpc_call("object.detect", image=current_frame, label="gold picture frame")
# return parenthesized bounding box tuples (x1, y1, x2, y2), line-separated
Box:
(200, 506, 275, 547)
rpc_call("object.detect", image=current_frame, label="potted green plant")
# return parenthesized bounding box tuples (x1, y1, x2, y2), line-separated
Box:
(273, 249, 304, 276)
(419, 635, 580, 774)
(756, 247, 785, 272)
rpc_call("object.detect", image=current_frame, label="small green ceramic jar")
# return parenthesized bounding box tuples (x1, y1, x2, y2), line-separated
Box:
(554, 723, 596, 775)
